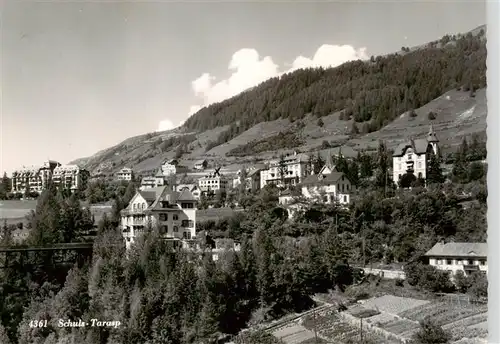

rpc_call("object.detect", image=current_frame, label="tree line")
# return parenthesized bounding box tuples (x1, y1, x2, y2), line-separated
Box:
(184, 31, 486, 135)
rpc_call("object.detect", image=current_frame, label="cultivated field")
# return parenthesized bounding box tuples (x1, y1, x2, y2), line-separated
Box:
(345, 295, 488, 342)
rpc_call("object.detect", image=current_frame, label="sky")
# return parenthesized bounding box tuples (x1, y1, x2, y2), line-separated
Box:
(0, 0, 486, 174)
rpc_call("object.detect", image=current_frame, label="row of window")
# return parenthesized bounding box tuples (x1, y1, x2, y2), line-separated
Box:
(434, 259, 486, 266)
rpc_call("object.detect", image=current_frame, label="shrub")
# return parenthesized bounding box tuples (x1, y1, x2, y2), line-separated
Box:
(412, 317, 451, 344)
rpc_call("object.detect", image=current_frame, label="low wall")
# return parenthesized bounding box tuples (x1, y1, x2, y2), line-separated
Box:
(362, 268, 406, 280)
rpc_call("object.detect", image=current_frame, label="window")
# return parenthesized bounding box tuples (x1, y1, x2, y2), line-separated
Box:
(173, 214, 179, 221)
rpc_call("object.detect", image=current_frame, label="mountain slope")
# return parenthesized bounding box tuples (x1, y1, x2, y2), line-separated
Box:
(71, 25, 487, 175)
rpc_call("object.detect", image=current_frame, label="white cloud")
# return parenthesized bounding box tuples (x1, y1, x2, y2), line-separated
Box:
(157, 43, 369, 130)
(156, 119, 176, 132)
(187, 44, 369, 116)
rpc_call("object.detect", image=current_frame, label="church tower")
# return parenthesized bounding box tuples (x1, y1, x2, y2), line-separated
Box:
(427, 124, 439, 156)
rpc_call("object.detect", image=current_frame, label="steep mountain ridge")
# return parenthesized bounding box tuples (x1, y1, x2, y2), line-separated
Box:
(70, 25, 487, 175)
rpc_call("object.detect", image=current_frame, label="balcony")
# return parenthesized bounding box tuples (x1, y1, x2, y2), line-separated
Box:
(464, 265, 480, 271)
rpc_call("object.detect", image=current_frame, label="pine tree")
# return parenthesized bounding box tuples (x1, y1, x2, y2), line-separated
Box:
(426, 154, 445, 184)
(375, 141, 389, 188)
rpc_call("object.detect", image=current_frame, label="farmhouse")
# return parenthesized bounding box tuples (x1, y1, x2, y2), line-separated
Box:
(120, 186, 197, 250)
(392, 125, 439, 186)
(194, 159, 208, 170)
(425, 241, 488, 276)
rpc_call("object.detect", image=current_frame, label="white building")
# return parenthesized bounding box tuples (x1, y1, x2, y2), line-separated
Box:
(161, 159, 188, 176)
(194, 159, 208, 170)
(120, 186, 197, 250)
(198, 167, 229, 194)
(233, 164, 266, 191)
(176, 184, 201, 200)
(260, 152, 310, 189)
(392, 125, 439, 186)
(139, 170, 168, 190)
(51, 165, 90, 191)
(117, 167, 134, 181)
(11, 160, 61, 194)
(300, 171, 354, 205)
(425, 242, 488, 277)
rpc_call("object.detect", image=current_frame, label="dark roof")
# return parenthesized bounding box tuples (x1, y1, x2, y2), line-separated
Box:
(301, 172, 346, 186)
(178, 189, 197, 201)
(425, 242, 487, 258)
(137, 186, 168, 204)
(393, 138, 431, 157)
(247, 169, 261, 177)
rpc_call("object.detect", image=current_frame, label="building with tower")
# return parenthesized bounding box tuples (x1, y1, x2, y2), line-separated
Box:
(392, 125, 440, 186)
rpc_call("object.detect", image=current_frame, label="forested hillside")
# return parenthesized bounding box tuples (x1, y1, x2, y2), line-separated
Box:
(184, 29, 486, 134)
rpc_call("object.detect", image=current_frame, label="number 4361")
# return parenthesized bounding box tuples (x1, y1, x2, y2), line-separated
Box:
(29, 320, 48, 328)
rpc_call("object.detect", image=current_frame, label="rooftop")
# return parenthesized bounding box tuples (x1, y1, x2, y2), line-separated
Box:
(425, 242, 487, 258)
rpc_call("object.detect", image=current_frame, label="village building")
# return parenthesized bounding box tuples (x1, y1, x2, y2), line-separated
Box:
(300, 170, 354, 205)
(116, 167, 134, 181)
(425, 242, 488, 277)
(198, 167, 229, 195)
(232, 164, 266, 191)
(392, 125, 439, 186)
(11, 160, 60, 194)
(194, 159, 208, 170)
(161, 159, 188, 176)
(51, 165, 90, 191)
(260, 152, 310, 189)
(176, 184, 201, 200)
(120, 186, 197, 250)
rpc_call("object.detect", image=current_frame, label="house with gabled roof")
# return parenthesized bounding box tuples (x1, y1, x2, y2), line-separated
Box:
(194, 159, 208, 170)
(300, 171, 354, 205)
(176, 184, 201, 200)
(392, 125, 439, 186)
(425, 241, 488, 276)
(120, 186, 197, 250)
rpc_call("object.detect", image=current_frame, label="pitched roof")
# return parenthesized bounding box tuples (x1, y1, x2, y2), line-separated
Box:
(137, 186, 167, 204)
(393, 138, 432, 157)
(425, 242, 487, 258)
(301, 172, 346, 186)
(177, 189, 197, 201)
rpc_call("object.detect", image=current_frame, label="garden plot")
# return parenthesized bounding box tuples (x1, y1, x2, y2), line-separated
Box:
(301, 310, 400, 344)
(272, 324, 316, 344)
(360, 295, 429, 315)
(399, 302, 487, 324)
(380, 318, 421, 335)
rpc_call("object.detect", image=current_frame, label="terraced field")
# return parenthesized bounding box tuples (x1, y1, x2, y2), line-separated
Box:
(348, 295, 488, 342)
(300, 309, 401, 344)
